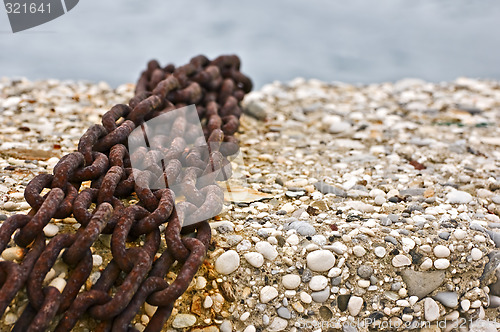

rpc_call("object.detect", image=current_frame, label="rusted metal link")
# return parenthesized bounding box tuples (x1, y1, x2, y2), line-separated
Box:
(130, 188, 174, 236)
(15, 188, 65, 247)
(71, 151, 109, 182)
(79, 124, 108, 165)
(27, 233, 92, 313)
(26, 286, 62, 332)
(52, 152, 85, 189)
(63, 203, 113, 266)
(93, 120, 136, 152)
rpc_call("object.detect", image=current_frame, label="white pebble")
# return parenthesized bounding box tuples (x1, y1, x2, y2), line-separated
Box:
(420, 258, 433, 271)
(4, 312, 17, 325)
(1, 247, 24, 261)
(43, 223, 59, 237)
(374, 195, 386, 206)
(282, 274, 301, 290)
(260, 286, 278, 303)
(300, 291, 312, 304)
(195, 276, 207, 289)
(49, 277, 66, 292)
(471, 248, 483, 261)
(348, 296, 363, 316)
(352, 245, 366, 257)
(203, 295, 213, 308)
(215, 250, 240, 275)
(255, 241, 278, 261)
(286, 234, 299, 245)
(424, 298, 440, 321)
(144, 303, 157, 316)
(461, 299, 471, 311)
(244, 252, 264, 268)
(328, 267, 342, 278)
(392, 255, 411, 267)
(433, 245, 450, 258)
(306, 250, 335, 272)
(374, 246, 386, 258)
(309, 275, 328, 291)
(434, 258, 450, 270)
(240, 311, 250, 321)
(92, 254, 103, 266)
(172, 314, 196, 328)
(453, 229, 467, 240)
(446, 191, 472, 204)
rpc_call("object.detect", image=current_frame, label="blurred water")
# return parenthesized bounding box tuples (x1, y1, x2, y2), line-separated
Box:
(1, 0, 499, 88)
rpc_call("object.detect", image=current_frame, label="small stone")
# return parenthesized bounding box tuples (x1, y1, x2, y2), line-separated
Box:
(260, 286, 278, 303)
(144, 303, 157, 317)
(401, 270, 445, 298)
(306, 250, 336, 272)
(420, 258, 433, 271)
(195, 276, 207, 290)
(300, 291, 312, 304)
(244, 100, 267, 120)
(309, 275, 328, 291)
(329, 121, 351, 134)
(276, 307, 291, 319)
(461, 299, 471, 311)
(471, 248, 483, 261)
(453, 229, 467, 240)
(424, 298, 440, 321)
(337, 294, 351, 311)
(49, 277, 67, 292)
(255, 241, 278, 260)
(433, 245, 450, 258)
(43, 223, 59, 237)
(374, 246, 386, 258)
(319, 305, 333, 320)
(203, 296, 213, 309)
(314, 181, 347, 197)
(446, 191, 472, 204)
(1, 247, 24, 261)
(282, 274, 301, 290)
(392, 255, 411, 267)
(331, 241, 347, 255)
(267, 317, 288, 331)
(433, 292, 458, 308)
(357, 265, 374, 279)
(374, 195, 386, 206)
(244, 252, 265, 268)
(311, 286, 330, 303)
(4, 312, 17, 325)
(220, 320, 232, 332)
(352, 245, 366, 257)
(434, 259, 450, 270)
(240, 312, 250, 321)
(215, 250, 240, 275)
(348, 296, 363, 316)
(92, 254, 103, 266)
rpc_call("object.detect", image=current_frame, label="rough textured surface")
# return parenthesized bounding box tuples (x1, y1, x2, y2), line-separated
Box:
(1, 76, 500, 331)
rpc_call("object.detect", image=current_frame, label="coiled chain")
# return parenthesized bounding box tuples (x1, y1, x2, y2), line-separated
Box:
(0, 54, 252, 332)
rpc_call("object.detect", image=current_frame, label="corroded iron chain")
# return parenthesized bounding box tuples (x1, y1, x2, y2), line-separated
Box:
(0, 54, 252, 331)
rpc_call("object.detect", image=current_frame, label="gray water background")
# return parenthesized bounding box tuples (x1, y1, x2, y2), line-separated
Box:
(1, 0, 500, 88)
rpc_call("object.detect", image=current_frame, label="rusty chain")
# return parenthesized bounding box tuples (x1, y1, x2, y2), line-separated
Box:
(0, 54, 252, 331)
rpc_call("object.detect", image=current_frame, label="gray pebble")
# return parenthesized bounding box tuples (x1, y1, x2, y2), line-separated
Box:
(0, 214, 7, 221)
(331, 276, 342, 286)
(391, 282, 402, 291)
(400, 188, 426, 196)
(388, 214, 400, 222)
(311, 286, 330, 303)
(301, 269, 313, 283)
(357, 265, 374, 279)
(277, 307, 291, 319)
(433, 292, 458, 308)
(314, 181, 347, 197)
(379, 217, 392, 226)
(384, 236, 398, 245)
(438, 232, 450, 240)
(257, 229, 269, 238)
